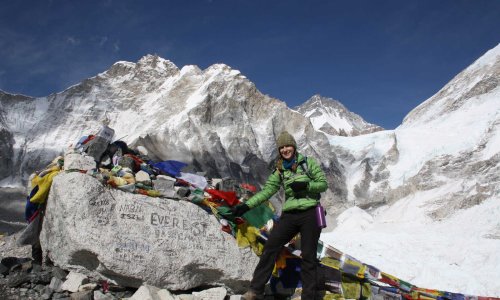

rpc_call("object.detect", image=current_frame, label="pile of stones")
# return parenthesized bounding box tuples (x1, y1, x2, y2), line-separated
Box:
(0, 257, 137, 300)
(0, 251, 301, 300)
(0, 256, 250, 299)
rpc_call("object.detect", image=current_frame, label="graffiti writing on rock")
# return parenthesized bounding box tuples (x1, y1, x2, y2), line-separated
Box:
(113, 240, 151, 264)
(115, 240, 151, 253)
(87, 200, 115, 225)
(118, 203, 144, 214)
(89, 199, 110, 206)
(120, 213, 145, 221)
(114, 203, 145, 222)
(150, 213, 208, 236)
(114, 251, 146, 264)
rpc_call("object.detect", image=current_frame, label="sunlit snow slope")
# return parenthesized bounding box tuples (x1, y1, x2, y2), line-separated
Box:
(322, 43, 500, 296)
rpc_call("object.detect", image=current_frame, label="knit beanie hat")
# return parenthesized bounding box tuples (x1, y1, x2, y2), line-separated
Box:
(276, 131, 297, 149)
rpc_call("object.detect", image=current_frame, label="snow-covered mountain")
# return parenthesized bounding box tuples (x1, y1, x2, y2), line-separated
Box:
(1, 41, 499, 296)
(0, 55, 346, 209)
(326, 43, 500, 210)
(296, 95, 383, 136)
(322, 43, 500, 296)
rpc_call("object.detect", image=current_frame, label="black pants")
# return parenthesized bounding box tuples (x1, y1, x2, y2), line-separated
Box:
(250, 207, 321, 299)
(32, 242, 43, 264)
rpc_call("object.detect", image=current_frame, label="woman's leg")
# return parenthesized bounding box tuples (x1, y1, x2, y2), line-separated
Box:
(249, 212, 301, 294)
(298, 208, 321, 299)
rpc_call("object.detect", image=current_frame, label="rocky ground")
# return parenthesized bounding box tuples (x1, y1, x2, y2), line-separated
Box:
(0, 234, 294, 300)
(0, 232, 248, 300)
(0, 188, 291, 300)
(0, 256, 137, 300)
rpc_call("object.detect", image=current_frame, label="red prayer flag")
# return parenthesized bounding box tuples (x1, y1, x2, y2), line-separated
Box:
(240, 183, 257, 193)
(206, 189, 239, 206)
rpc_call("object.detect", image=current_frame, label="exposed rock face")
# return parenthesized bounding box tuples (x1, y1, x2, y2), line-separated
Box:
(0, 91, 35, 181)
(329, 131, 399, 209)
(0, 127, 14, 181)
(40, 172, 258, 291)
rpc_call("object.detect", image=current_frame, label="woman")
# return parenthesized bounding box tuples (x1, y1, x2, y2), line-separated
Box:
(232, 131, 328, 300)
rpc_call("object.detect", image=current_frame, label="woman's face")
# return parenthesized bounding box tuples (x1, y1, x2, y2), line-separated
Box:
(279, 145, 295, 160)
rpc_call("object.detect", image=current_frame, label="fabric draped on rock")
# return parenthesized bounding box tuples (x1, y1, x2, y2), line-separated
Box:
(29, 166, 61, 204)
(152, 160, 188, 177)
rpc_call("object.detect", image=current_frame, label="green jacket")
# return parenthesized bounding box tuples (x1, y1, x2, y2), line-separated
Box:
(246, 153, 328, 212)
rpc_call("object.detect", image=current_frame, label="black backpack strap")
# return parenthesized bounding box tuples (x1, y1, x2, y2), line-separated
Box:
(299, 156, 313, 179)
(277, 157, 311, 181)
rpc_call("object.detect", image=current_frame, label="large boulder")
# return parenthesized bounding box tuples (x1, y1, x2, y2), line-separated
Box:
(40, 172, 258, 292)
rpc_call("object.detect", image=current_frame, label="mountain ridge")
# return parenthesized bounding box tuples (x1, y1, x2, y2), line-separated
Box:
(0, 54, 353, 212)
(296, 94, 384, 136)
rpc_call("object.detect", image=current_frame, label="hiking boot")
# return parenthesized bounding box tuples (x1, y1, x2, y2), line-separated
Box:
(241, 290, 264, 300)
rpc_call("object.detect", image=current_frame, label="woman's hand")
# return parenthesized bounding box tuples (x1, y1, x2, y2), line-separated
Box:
(231, 203, 250, 217)
(289, 181, 308, 193)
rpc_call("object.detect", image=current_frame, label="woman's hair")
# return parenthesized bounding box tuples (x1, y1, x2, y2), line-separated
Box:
(275, 151, 298, 172)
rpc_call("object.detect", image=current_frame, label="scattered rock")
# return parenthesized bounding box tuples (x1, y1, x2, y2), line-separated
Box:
(41, 285, 54, 299)
(94, 290, 116, 299)
(49, 276, 64, 292)
(34, 283, 46, 293)
(135, 170, 151, 183)
(64, 153, 96, 172)
(157, 288, 177, 300)
(7, 271, 30, 287)
(153, 176, 176, 197)
(78, 282, 97, 292)
(60, 271, 89, 293)
(192, 287, 227, 300)
(128, 284, 160, 299)
(53, 291, 71, 299)
(29, 270, 52, 284)
(70, 290, 93, 300)
(52, 266, 68, 280)
(176, 186, 191, 197)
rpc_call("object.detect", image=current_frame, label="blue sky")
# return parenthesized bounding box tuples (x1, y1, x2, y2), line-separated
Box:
(0, 0, 499, 129)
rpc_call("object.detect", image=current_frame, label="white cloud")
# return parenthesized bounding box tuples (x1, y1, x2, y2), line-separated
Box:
(66, 36, 81, 46)
(98, 36, 108, 47)
(113, 41, 120, 52)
